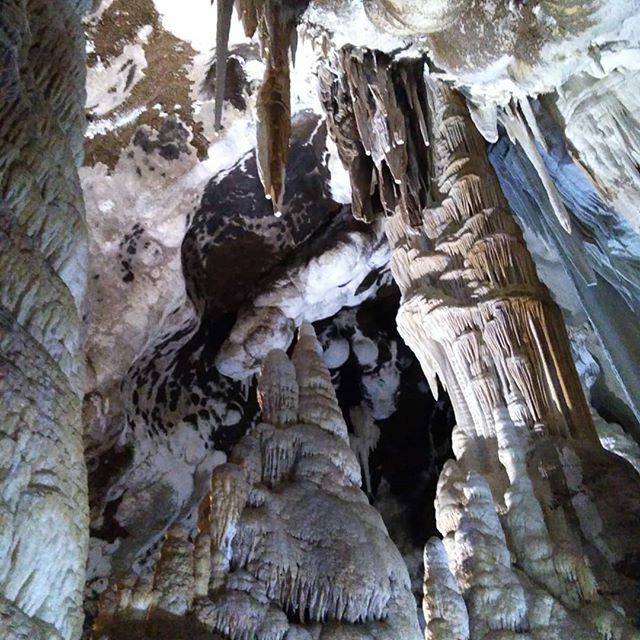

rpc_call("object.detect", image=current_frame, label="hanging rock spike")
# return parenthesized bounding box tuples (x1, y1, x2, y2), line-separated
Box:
(214, 0, 235, 131)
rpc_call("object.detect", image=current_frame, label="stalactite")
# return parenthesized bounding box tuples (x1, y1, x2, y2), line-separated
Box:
(255, 1, 294, 209)
(214, 0, 235, 130)
(348, 404, 380, 495)
(236, 0, 258, 36)
(553, 69, 640, 234)
(500, 100, 574, 234)
(213, 0, 310, 209)
(319, 48, 429, 225)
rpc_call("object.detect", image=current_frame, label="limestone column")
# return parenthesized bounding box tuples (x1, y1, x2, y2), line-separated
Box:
(0, 1, 90, 638)
(387, 77, 597, 450)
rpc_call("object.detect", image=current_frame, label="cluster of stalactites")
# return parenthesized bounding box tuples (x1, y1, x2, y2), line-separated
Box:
(319, 47, 430, 225)
(214, 0, 310, 211)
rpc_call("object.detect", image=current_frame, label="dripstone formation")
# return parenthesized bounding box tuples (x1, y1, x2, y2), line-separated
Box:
(91, 325, 421, 640)
(1, 1, 640, 640)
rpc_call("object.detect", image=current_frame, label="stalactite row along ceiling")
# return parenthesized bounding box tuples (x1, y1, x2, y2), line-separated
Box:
(1, 1, 640, 640)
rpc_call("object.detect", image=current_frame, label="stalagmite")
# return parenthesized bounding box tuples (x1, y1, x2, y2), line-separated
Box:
(153, 525, 196, 616)
(293, 323, 350, 440)
(89, 329, 422, 639)
(257, 349, 300, 428)
(422, 538, 469, 640)
(209, 464, 249, 590)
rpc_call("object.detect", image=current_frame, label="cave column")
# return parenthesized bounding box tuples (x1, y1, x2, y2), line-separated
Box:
(386, 78, 597, 451)
(0, 0, 91, 638)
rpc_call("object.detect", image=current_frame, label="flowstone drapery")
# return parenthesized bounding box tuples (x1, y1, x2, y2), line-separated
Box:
(91, 324, 422, 639)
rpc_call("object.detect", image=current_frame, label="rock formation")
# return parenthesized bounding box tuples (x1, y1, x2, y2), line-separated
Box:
(0, 1, 90, 638)
(90, 325, 422, 639)
(1, 2, 640, 640)
(317, 44, 640, 639)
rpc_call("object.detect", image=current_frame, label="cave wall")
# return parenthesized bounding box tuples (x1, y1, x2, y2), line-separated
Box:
(0, 0, 91, 637)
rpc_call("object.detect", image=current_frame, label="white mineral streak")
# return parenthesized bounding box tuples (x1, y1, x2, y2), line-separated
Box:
(500, 100, 573, 233)
(92, 328, 422, 639)
(85, 42, 148, 116)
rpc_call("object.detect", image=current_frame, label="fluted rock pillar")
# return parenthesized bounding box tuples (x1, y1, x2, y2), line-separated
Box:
(0, 1, 90, 638)
(394, 79, 640, 640)
(319, 50, 640, 638)
(387, 78, 596, 448)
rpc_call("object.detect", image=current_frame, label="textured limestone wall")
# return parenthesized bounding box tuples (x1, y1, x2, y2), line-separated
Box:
(0, 0, 90, 638)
